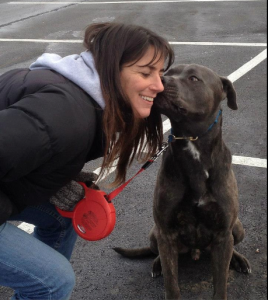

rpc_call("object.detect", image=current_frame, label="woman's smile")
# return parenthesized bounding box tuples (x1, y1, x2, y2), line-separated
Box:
(140, 95, 154, 103)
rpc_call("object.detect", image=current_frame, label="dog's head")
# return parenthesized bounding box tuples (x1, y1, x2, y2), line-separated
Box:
(155, 64, 237, 123)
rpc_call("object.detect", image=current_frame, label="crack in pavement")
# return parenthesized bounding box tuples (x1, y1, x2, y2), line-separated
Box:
(0, 3, 77, 29)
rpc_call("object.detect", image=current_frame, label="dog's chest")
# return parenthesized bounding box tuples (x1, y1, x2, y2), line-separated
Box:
(182, 141, 209, 172)
(175, 198, 227, 248)
(183, 141, 201, 161)
(172, 141, 210, 196)
(158, 142, 228, 248)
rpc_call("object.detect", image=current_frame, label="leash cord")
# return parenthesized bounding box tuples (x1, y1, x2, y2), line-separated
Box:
(106, 142, 169, 202)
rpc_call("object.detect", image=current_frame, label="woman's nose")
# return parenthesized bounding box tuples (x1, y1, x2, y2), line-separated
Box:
(151, 75, 164, 93)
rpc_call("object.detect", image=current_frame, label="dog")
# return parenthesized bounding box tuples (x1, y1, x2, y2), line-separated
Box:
(114, 64, 251, 300)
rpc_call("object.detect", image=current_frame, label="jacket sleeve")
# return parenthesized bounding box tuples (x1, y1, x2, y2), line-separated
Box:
(0, 69, 55, 224)
(0, 103, 53, 182)
(0, 76, 97, 219)
(0, 102, 54, 223)
(0, 189, 18, 225)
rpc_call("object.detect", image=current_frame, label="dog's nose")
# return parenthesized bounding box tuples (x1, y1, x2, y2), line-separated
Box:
(161, 76, 173, 87)
(161, 76, 167, 85)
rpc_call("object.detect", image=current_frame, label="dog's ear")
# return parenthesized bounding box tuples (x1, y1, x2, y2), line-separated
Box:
(220, 77, 238, 110)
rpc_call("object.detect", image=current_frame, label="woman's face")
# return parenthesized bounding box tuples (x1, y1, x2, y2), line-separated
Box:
(120, 47, 165, 119)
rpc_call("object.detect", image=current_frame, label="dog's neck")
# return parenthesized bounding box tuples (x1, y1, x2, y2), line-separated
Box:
(169, 109, 222, 143)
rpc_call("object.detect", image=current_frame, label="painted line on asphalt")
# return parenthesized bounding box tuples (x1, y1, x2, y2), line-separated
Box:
(0, 39, 83, 43)
(232, 156, 267, 168)
(169, 42, 267, 47)
(0, 39, 266, 47)
(8, 0, 263, 5)
(228, 48, 267, 82)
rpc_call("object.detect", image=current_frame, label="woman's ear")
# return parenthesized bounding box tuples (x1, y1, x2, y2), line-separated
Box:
(220, 77, 238, 110)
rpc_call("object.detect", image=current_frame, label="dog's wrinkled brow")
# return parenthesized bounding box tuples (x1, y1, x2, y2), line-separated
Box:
(184, 68, 199, 75)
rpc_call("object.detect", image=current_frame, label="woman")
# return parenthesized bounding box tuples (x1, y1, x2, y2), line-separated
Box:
(0, 22, 174, 299)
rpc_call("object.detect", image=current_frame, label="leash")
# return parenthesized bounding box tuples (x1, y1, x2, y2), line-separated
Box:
(106, 142, 169, 202)
(56, 142, 169, 241)
(56, 109, 222, 241)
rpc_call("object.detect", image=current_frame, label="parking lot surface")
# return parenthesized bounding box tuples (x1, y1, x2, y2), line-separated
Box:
(0, 1, 267, 299)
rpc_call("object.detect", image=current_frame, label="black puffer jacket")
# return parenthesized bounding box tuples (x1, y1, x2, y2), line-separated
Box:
(0, 68, 105, 224)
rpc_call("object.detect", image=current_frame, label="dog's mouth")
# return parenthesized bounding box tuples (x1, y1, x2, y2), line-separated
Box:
(155, 87, 188, 118)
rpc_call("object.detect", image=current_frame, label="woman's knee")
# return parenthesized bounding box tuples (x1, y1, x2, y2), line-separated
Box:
(8, 256, 75, 300)
(52, 261, 76, 299)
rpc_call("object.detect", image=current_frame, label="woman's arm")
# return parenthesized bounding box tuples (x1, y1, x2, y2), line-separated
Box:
(0, 105, 53, 182)
(0, 189, 18, 225)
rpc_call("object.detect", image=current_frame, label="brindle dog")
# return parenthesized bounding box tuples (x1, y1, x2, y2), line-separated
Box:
(114, 64, 251, 300)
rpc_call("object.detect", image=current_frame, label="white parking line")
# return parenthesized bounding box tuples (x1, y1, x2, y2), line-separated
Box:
(0, 39, 267, 47)
(169, 42, 267, 47)
(0, 39, 83, 43)
(232, 156, 267, 168)
(228, 49, 267, 82)
(8, 0, 263, 5)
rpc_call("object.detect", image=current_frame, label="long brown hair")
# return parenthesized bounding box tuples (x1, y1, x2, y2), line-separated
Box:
(83, 22, 174, 186)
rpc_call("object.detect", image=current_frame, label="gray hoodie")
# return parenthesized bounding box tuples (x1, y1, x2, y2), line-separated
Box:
(30, 51, 105, 109)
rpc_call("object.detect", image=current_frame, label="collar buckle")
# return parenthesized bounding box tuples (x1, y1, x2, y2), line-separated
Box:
(168, 135, 198, 143)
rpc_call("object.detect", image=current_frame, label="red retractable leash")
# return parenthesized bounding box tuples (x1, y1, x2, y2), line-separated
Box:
(56, 142, 169, 241)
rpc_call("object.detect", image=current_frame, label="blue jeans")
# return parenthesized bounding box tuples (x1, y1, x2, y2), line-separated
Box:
(0, 202, 78, 300)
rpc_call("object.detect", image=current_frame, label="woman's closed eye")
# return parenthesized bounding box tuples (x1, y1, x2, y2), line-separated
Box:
(141, 72, 151, 78)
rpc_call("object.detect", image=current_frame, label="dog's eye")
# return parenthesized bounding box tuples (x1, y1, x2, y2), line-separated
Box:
(189, 76, 199, 82)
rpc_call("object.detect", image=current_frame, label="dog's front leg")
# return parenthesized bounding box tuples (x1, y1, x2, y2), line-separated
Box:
(211, 233, 234, 300)
(158, 233, 180, 299)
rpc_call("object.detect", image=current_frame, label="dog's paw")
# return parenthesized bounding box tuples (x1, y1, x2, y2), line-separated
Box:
(152, 255, 162, 278)
(151, 270, 162, 278)
(230, 249, 251, 274)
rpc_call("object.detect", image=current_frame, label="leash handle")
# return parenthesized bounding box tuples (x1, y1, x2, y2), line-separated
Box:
(106, 142, 169, 202)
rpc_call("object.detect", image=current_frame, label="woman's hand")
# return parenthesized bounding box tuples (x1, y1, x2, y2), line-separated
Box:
(50, 171, 99, 211)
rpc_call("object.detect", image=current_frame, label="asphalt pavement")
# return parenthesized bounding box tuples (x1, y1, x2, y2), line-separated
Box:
(0, 0, 267, 299)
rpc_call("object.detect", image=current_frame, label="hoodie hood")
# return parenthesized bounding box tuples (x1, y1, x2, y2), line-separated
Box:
(29, 51, 105, 109)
